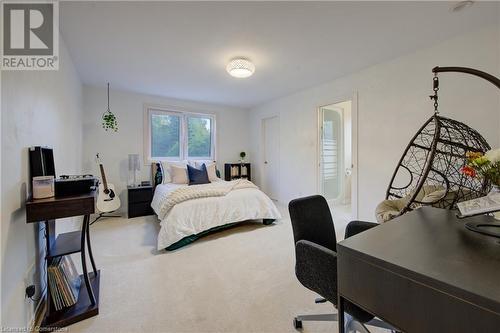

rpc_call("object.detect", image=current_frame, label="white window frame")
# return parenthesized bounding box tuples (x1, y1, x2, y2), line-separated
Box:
(144, 105, 216, 163)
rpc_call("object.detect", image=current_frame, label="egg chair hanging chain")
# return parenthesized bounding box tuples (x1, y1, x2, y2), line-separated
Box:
(428, 66, 500, 115)
(429, 74, 439, 114)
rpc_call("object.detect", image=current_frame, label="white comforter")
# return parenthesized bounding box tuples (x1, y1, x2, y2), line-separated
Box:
(151, 180, 282, 250)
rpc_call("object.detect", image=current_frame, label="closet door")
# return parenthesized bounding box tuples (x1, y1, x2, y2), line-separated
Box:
(262, 116, 279, 200)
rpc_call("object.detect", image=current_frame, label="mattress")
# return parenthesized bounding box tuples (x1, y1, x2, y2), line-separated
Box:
(151, 180, 281, 250)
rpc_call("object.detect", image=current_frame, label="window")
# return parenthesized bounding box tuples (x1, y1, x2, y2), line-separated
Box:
(187, 116, 213, 158)
(145, 107, 216, 162)
(151, 112, 181, 159)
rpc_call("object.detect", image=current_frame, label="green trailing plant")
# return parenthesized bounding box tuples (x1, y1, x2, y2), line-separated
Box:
(102, 82, 118, 132)
(102, 111, 118, 132)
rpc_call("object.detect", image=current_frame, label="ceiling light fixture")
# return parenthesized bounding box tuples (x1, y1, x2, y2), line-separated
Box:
(451, 1, 474, 12)
(226, 58, 255, 78)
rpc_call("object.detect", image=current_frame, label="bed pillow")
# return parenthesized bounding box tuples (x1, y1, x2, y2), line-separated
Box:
(170, 165, 189, 184)
(160, 161, 189, 183)
(187, 164, 210, 185)
(194, 161, 219, 181)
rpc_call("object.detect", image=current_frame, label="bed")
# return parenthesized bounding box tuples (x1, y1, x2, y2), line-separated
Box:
(150, 162, 282, 250)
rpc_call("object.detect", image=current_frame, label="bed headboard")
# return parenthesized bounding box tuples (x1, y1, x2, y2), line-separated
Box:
(151, 161, 222, 187)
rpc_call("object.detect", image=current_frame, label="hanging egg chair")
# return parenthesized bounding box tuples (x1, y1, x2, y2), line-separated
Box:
(376, 67, 499, 223)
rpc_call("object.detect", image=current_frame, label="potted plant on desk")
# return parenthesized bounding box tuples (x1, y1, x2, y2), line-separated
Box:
(462, 149, 500, 192)
(462, 148, 500, 219)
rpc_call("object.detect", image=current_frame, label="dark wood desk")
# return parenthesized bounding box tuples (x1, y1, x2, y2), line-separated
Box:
(338, 207, 500, 333)
(26, 192, 100, 329)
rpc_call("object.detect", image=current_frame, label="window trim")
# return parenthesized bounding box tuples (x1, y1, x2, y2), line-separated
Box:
(143, 104, 216, 163)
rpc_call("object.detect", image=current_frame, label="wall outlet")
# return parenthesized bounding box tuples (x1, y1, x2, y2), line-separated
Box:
(23, 260, 37, 326)
(25, 285, 36, 299)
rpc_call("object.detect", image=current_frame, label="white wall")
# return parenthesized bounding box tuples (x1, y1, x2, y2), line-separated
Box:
(82, 86, 250, 212)
(498, 7, 500, 144)
(249, 25, 500, 221)
(1, 40, 83, 328)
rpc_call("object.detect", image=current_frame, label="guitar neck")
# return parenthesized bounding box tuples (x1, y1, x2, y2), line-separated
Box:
(99, 164, 108, 190)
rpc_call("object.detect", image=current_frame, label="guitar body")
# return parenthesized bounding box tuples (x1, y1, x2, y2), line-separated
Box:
(97, 182, 121, 213)
(95, 154, 121, 213)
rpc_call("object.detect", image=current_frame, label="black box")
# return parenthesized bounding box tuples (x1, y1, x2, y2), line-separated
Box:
(29, 146, 55, 195)
(55, 177, 97, 197)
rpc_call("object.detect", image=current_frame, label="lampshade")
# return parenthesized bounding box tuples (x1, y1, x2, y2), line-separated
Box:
(128, 154, 141, 171)
(226, 58, 255, 78)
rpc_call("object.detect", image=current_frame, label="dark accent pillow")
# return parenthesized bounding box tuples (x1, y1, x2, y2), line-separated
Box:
(187, 164, 210, 185)
(154, 162, 163, 186)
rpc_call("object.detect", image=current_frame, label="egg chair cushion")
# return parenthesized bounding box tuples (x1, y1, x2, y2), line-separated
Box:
(376, 185, 448, 223)
(375, 198, 406, 223)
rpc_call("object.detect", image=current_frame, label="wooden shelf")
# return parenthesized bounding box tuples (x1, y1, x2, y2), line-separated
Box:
(47, 231, 82, 259)
(26, 192, 99, 329)
(43, 270, 100, 328)
(224, 163, 251, 181)
(26, 192, 96, 223)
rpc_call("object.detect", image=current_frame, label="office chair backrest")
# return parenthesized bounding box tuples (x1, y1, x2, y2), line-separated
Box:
(288, 195, 337, 252)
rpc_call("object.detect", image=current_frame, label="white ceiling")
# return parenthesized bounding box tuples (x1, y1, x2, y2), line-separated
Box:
(60, 1, 499, 108)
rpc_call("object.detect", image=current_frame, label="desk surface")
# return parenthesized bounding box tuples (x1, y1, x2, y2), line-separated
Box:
(339, 207, 500, 317)
(26, 192, 96, 205)
(26, 191, 96, 222)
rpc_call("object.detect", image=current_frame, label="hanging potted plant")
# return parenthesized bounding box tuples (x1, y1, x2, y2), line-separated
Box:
(102, 83, 118, 132)
(240, 151, 246, 163)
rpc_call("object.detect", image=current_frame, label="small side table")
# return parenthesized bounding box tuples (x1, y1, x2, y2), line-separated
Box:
(127, 185, 154, 218)
(224, 163, 251, 181)
(26, 191, 99, 329)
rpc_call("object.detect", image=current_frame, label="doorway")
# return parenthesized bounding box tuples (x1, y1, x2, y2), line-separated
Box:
(262, 116, 279, 200)
(318, 99, 356, 226)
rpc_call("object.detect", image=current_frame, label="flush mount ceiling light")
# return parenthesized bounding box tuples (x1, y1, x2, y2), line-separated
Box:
(451, 1, 474, 12)
(226, 58, 255, 78)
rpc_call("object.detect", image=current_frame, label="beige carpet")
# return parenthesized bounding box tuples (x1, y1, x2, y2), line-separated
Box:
(67, 203, 386, 333)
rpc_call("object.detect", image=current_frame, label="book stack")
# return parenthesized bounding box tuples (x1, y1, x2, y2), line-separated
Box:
(48, 256, 81, 311)
(457, 193, 500, 217)
(231, 166, 239, 178)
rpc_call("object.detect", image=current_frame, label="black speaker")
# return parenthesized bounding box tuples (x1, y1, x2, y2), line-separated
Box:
(29, 146, 55, 194)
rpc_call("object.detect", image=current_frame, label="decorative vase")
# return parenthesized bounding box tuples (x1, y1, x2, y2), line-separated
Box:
(488, 185, 500, 220)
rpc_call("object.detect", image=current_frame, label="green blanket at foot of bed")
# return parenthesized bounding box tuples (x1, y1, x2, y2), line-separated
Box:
(165, 220, 275, 251)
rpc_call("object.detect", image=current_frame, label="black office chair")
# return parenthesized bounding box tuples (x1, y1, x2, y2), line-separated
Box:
(289, 195, 398, 333)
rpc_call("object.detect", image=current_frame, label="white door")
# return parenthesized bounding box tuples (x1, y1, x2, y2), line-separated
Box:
(320, 107, 344, 202)
(319, 100, 353, 206)
(262, 116, 279, 200)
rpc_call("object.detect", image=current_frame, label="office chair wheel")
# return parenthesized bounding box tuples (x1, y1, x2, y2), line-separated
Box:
(293, 317, 303, 330)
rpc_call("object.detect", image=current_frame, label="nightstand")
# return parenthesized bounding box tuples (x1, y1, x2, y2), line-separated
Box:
(127, 185, 154, 218)
(224, 163, 251, 181)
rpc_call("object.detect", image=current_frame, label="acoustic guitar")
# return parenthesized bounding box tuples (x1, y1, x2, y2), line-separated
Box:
(96, 154, 121, 213)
